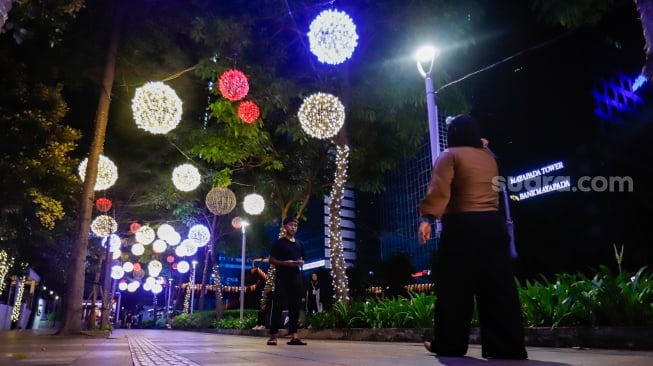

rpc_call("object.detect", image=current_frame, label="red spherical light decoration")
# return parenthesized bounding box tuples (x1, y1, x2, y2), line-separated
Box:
(129, 221, 141, 234)
(166, 255, 175, 263)
(95, 197, 112, 213)
(133, 262, 142, 272)
(172, 263, 178, 270)
(237, 100, 260, 123)
(218, 69, 249, 101)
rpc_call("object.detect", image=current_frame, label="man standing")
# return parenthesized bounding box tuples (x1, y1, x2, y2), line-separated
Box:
(267, 216, 307, 346)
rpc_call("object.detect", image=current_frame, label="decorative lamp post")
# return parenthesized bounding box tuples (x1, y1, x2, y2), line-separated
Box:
(238, 220, 249, 321)
(166, 277, 174, 322)
(190, 260, 198, 314)
(415, 46, 442, 165)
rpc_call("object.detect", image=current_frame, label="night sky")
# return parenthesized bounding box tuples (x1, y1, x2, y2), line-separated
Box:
(460, 2, 652, 277)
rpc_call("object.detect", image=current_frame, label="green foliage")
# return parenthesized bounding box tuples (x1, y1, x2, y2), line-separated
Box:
(212, 309, 257, 329)
(170, 311, 218, 329)
(530, 0, 616, 28)
(518, 266, 653, 327)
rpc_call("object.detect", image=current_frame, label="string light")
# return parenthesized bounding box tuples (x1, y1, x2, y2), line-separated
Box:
(218, 69, 249, 101)
(298, 92, 345, 139)
(0, 251, 13, 296)
(11, 275, 26, 322)
(131, 81, 183, 134)
(308, 9, 358, 65)
(243, 193, 265, 215)
(172, 163, 201, 192)
(237, 100, 260, 123)
(78, 154, 118, 191)
(328, 145, 351, 302)
(90, 214, 117, 237)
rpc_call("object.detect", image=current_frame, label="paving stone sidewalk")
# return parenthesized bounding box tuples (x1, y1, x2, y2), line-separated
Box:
(1, 328, 653, 365)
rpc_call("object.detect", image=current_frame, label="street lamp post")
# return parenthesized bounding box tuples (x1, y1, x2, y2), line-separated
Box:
(416, 46, 444, 237)
(166, 277, 174, 322)
(239, 221, 249, 321)
(415, 45, 441, 165)
(190, 261, 197, 314)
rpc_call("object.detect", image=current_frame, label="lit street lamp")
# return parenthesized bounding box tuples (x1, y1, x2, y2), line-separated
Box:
(415, 45, 441, 165)
(166, 277, 174, 322)
(239, 220, 250, 321)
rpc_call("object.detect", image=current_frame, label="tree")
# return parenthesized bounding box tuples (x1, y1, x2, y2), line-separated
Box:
(530, 0, 653, 80)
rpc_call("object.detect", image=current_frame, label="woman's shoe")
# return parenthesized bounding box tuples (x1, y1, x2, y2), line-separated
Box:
(287, 338, 307, 345)
(266, 338, 277, 346)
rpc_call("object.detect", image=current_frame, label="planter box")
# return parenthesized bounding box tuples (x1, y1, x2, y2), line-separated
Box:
(208, 326, 653, 350)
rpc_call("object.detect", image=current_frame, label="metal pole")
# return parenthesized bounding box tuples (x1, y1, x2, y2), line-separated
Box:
(114, 291, 121, 327)
(166, 278, 173, 321)
(424, 72, 440, 165)
(190, 263, 197, 314)
(239, 225, 246, 321)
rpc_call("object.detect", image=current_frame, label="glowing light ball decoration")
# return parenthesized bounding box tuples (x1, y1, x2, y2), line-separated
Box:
(129, 221, 141, 234)
(91, 215, 117, 237)
(177, 260, 190, 274)
(131, 243, 145, 256)
(110, 265, 125, 280)
(205, 187, 236, 215)
(297, 92, 345, 139)
(148, 260, 163, 277)
(152, 239, 167, 253)
(133, 263, 142, 272)
(237, 100, 260, 123)
(188, 224, 210, 247)
(135, 225, 155, 245)
(308, 9, 358, 65)
(122, 262, 134, 272)
(243, 193, 265, 215)
(172, 164, 201, 192)
(78, 155, 118, 191)
(231, 216, 243, 229)
(218, 69, 249, 101)
(131, 81, 183, 134)
(157, 224, 176, 241)
(95, 197, 112, 213)
(118, 281, 128, 291)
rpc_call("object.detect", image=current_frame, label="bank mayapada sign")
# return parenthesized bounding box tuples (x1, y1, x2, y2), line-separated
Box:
(491, 161, 569, 201)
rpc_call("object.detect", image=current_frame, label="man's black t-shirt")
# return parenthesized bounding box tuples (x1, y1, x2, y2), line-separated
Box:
(270, 237, 305, 278)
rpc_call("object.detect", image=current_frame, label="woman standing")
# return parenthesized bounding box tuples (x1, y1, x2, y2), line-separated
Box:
(418, 114, 527, 359)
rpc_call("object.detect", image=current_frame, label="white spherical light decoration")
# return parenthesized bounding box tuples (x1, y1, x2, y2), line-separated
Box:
(298, 92, 345, 139)
(166, 231, 182, 246)
(118, 281, 128, 291)
(131, 81, 183, 134)
(78, 155, 118, 191)
(152, 239, 167, 253)
(131, 243, 145, 256)
(243, 193, 265, 215)
(172, 164, 201, 192)
(127, 281, 140, 292)
(91, 215, 118, 238)
(152, 283, 163, 294)
(157, 224, 176, 240)
(188, 224, 210, 247)
(135, 225, 156, 245)
(308, 9, 358, 65)
(110, 265, 125, 280)
(148, 260, 163, 277)
(177, 260, 190, 274)
(123, 262, 134, 273)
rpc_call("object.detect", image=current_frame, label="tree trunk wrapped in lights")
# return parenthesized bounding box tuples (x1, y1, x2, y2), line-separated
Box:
(328, 144, 350, 302)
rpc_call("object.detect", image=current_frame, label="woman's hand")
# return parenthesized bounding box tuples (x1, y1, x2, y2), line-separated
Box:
(419, 221, 432, 245)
